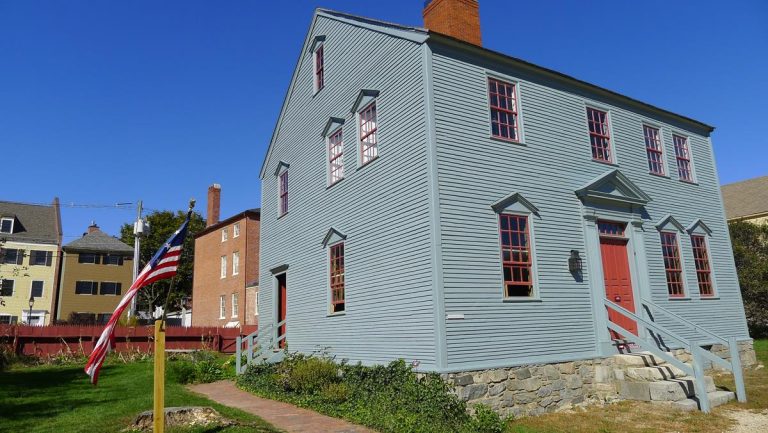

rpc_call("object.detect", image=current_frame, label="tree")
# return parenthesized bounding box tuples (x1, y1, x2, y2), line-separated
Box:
(119, 209, 205, 317)
(728, 221, 768, 338)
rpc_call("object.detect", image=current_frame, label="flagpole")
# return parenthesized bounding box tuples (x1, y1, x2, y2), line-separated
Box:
(153, 199, 195, 433)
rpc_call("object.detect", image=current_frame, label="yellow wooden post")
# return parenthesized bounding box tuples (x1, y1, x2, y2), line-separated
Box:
(153, 320, 165, 433)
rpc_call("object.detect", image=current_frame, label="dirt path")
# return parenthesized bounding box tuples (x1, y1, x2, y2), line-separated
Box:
(725, 409, 768, 433)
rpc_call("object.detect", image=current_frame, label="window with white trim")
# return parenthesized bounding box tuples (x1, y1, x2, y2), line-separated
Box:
(219, 295, 226, 319)
(221, 228, 228, 242)
(220, 255, 227, 279)
(233, 222, 240, 238)
(254, 291, 259, 316)
(0, 314, 18, 325)
(233, 251, 240, 276)
(30, 280, 44, 298)
(1, 248, 22, 265)
(0, 217, 14, 234)
(232, 293, 239, 318)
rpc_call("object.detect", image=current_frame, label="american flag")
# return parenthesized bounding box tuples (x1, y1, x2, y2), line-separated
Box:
(84, 213, 191, 385)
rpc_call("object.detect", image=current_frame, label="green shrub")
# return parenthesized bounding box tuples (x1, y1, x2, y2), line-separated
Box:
(168, 360, 196, 384)
(320, 382, 350, 403)
(463, 404, 506, 433)
(285, 356, 339, 393)
(167, 351, 229, 384)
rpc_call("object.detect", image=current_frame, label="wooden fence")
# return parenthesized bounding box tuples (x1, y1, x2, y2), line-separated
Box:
(0, 324, 257, 357)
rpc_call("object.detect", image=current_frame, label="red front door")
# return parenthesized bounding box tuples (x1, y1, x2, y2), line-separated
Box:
(277, 274, 287, 348)
(600, 235, 638, 338)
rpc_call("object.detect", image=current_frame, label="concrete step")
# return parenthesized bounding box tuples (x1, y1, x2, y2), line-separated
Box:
(618, 376, 715, 402)
(612, 352, 670, 367)
(624, 365, 689, 381)
(670, 391, 736, 411)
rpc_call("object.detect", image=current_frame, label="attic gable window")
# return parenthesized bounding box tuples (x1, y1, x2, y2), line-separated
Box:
(0, 217, 13, 234)
(673, 134, 694, 182)
(660, 232, 685, 298)
(586, 107, 613, 163)
(643, 125, 665, 175)
(314, 44, 325, 93)
(488, 78, 519, 142)
(279, 171, 289, 216)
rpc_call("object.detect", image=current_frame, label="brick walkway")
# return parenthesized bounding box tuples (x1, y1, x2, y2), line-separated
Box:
(188, 380, 375, 433)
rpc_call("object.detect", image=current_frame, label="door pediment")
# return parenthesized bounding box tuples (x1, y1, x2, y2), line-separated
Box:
(576, 169, 651, 207)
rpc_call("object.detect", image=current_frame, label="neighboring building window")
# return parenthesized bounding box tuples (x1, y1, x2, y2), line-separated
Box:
(0, 279, 14, 297)
(97, 313, 111, 325)
(314, 44, 325, 92)
(1, 248, 22, 265)
(643, 125, 665, 175)
(0, 217, 14, 233)
(586, 107, 612, 162)
(691, 235, 714, 297)
(673, 134, 693, 182)
(254, 292, 259, 316)
(232, 293, 239, 318)
(99, 282, 122, 296)
(660, 232, 685, 297)
(328, 128, 344, 185)
(279, 171, 289, 216)
(329, 243, 345, 313)
(488, 78, 520, 142)
(233, 222, 240, 238)
(70, 312, 96, 324)
(499, 214, 534, 297)
(75, 281, 98, 295)
(233, 251, 240, 276)
(220, 255, 227, 279)
(29, 250, 51, 266)
(103, 255, 123, 265)
(30, 281, 44, 298)
(221, 228, 228, 242)
(219, 295, 226, 319)
(359, 102, 378, 165)
(0, 315, 18, 325)
(78, 253, 99, 264)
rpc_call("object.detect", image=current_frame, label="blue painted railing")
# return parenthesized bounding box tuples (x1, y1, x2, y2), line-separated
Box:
(235, 320, 287, 375)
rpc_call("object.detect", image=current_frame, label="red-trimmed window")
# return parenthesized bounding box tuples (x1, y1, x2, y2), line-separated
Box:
(660, 232, 685, 297)
(488, 78, 519, 142)
(586, 107, 612, 162)
(359, 102, 378, 165)
(499, 214, 533, 297)
(328, 128, 344, 184)
(691, 235, 714, 297)
(644, 125, 664, 175)
(279, 171, 288, 216)
(314, 45, 324, 92)
(673, 134, 693, 182)
(330, 243, 345, 313)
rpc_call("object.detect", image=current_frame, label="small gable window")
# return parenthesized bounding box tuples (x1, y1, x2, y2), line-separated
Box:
(488, 78, 520, 142)
(643, 125, 665, 175)
(586, 107, 613, 163)
(359, 102, 378, 165)
(0, 217, 13, 234)
(660, 232, 685, 298)
(314, 44, 325, 93)
(279, 171, 289, 216)
(690, 235, 714, 297)
(328, 128, 344, 185)
(329, 242, 345, 313)
(673, 134, 693, 182)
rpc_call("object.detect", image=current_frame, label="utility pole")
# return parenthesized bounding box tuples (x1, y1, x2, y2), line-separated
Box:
(129, 200, 144, 319)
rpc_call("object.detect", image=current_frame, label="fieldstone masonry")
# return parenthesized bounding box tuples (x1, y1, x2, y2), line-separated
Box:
(669, 340, 758, 370)
(445, 340, 758, 418)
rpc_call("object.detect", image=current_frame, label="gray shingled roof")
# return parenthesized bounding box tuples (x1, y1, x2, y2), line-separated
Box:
(64, 229, 134, 253)
(721, 176, 768, 220)
(0, 200, 60, 245)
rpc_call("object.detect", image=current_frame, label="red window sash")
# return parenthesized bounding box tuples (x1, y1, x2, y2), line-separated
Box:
(329, 243, 345, 311)
(328, 129, 344, 184)
(660, 232, 685, 297)
(315, 45, 324, 91)
(597, 220, 626, 238)
(691, 235, 714, 296)
(673, 135, 693, 181)
(359, 102, 378, 165)
(586, 107, 612, 162)
(643, 125, 665, 175)
(499, 214, 533, 297)
(488, 78, 520, 142)
(279, 171, 288, 216)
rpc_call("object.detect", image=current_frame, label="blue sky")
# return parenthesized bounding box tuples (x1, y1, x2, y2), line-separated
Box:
(1, 0, 766, 241)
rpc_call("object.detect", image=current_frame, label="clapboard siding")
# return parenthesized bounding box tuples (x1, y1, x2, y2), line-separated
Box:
(258, 16, 438, 368)
(429, 41, 748, 369)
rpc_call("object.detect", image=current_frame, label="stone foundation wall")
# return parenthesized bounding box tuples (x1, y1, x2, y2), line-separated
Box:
(446, 358, 620, 418)
(669, 340, 758, 370)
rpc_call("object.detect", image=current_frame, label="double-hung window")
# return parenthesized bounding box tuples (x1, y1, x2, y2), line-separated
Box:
(233, 223, 240, 238)
(1, 248, 22, 265)
(279, 171, 289, 216)
(99, 282, 122, 296)
(78, 253, 99, 264)
(488, 78, 520, 142)
(691, 235, 714, 297)
(673, 134, 693, 182)
(328, 128, 344, 185)
(75, 281, 98, 295)
(499, 214, 534, 297)
(0, 279, 14, 297)
(359, 102, 378, 165)
(232, 293, 239, 318)
(643, 125, 665, 175)
(221, 228, 228, 242)
(30, 281, 44, 298)
(586, 107, 613, 163)
(219, 295, 226, 319)
(233, 251, 240, 276)
(220, 255, 227, 279)
(660, 232, 685, 297)
(314, 44, 325, 92)
(329, 243, 345, 313)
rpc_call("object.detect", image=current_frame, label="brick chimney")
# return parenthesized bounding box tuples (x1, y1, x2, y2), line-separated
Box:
(423, 0, 482, 46)
(207, 184, 221, 227)
(87, 221, 99, 234)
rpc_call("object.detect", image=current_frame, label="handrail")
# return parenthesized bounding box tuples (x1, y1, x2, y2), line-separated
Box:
(640, 300, 729, 347)
(236, 320, 287, 375)
(603, 299, 691, 350)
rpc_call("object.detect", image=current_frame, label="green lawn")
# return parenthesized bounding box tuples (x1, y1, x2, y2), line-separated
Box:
(0, 360, 281, 433)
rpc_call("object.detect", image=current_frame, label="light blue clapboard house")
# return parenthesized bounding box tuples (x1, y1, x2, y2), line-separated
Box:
(242, 0, 753, 412)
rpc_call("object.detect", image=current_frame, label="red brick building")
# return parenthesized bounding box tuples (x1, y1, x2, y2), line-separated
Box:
(191, 184, 260, 327)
